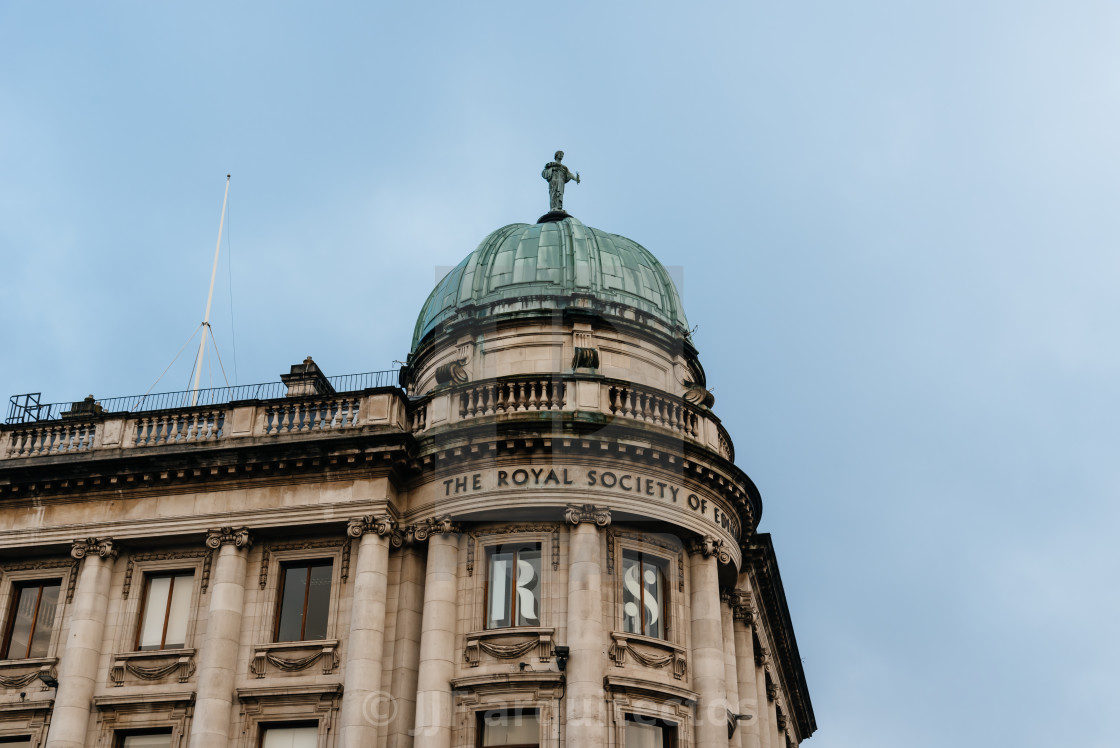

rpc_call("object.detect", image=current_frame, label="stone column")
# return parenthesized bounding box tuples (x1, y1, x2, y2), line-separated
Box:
(387, 543, 426, 748)
(720, 592, 740, 747)
(45, 538, 117, 748)
(411, 517, 461, 748)
(729, 590, 761, 748)
(189, 527, 252, 748)
(339, 516, 400, 745)
(564, 504, 610, 746)
(754, 649, 771, 748)
(688, 537, 729, 748)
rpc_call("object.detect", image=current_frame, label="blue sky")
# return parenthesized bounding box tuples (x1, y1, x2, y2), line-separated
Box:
(2, 2, 1119, 746)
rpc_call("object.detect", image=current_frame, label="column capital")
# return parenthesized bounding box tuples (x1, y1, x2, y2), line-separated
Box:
(71, 537, 118, 560)
(565, 503, 611, 527)
(408, 514, 460, 543)
(727, 590, 755, 623)
(687, 535, 730, 564)
(205, 526, 252, 550)
(347, 515, 403, 547)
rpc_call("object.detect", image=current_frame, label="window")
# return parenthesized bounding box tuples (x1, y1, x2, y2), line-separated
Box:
(621, 551, 668, 639)
(624, 714, 677, 748)
(3, 579, 61, 659)
(136, 571, 194, 650)
(274, 560, 332, 642)
(0, 738, 33, 746)
(116, 730, 173, 748)
(260, 724, 318, 748)
(478, 709, 539, 748)
(484, 544, 541, 629)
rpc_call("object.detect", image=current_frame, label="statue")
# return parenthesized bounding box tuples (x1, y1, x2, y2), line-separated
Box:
(542, 151, 580, 212)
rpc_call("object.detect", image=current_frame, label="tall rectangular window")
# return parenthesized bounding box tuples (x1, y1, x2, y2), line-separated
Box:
(624, 715, 677, 748)
(485, 544, 541, 629)
(622, 551, 668, 639)
(136, 571, 194, 650)
(478, 709, 539, 748)
(274, 560, 332, 642)
(3, 579, 61, 659)
(260, 724, 318, 748)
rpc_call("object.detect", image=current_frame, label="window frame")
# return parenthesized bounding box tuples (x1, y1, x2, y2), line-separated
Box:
(258, 721, 320, 748)
(611, 533, 683, 645)
(620, 549, 671, 639)
(113, 727, 174, 748)
(273, 558, 335, 643)
(482, 543, 543, 630)
(2, 578, 63, 661)
(476, 708, 540, 748)
(134, 570, 195, 652)
(623, 713, 678, 748)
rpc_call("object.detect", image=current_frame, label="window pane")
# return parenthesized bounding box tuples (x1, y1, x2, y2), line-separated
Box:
(0, 736, 33, 745)
(625, 720, 665, 748)
(622, 553, 641, 635)
(163, 574, 194, 648)
(515, 549, 540, 626)
(5, 586, 38, 659)
(261, 726, 318, 748)
(487, 552, 512, 629)
(138, 576, 172, 650)
(121, 734, 173, 748)
(28, 583, 60, 658)
(481, 709, 539, 746)
(276, 566, 309, 642)
(303, 563, 332, 641)
(642, 560, 664, 639)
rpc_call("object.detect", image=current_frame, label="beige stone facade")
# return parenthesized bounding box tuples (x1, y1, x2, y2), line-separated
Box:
(0, 215, 814, 747)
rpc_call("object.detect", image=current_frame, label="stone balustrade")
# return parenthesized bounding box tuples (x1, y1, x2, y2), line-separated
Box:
(133, 410, 225, 446)
(4, 420, 98, 457)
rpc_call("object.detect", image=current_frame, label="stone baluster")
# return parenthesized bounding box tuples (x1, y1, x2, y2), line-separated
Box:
(45, 538, 118, 748)
(189, 527, 252, 748)
(688, 536, 730, 748)
(339, 516, 401, 744)
(720, 591, 741, 747)
(729, 589, 762, 748)
(564, 503, 611, 746)
(412, 517, 462, 748)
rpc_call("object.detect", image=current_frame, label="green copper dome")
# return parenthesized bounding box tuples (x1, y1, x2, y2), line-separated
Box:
(412, 217, 689, 350)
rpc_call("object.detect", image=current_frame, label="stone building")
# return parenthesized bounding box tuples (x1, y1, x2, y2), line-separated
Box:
(0, 200, 815, 747)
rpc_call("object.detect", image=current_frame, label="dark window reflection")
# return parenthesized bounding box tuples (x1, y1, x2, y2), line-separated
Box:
(275, 560, 333, 642)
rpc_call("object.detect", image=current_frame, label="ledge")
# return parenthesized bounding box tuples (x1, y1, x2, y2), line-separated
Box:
(452, 671, 564, 691)
(604, 674, 697, 705)
(109, 649, 196, 686)
(237, 683, 343, 700)
(94, 691, 195, 708)
(464, 627, 555, 667)
(250, 640, 340, 678)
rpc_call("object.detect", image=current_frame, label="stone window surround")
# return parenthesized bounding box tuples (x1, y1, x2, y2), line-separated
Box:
(235, 684, 341, 748)
(114, 553, 208, 657)
(451, 671, 563, 748)
(605, 677, 696, 748)
(0, 700, 52, 747)
(92, 692, 194, 748)
(0, 562, 74, 667)
(467, 526, 559, 635)
(250, 542, 346, 679)
(608, 532, 685, 645)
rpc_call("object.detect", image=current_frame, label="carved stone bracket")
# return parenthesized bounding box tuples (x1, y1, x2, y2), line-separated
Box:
(565, 503, 611, 527)
(687, 535, 730, 564)
(463, 628, 555, 667)
(408, 515, 460, 543)
(0, 660, 56, 691)
(71, 537, 118, 560)
(250, 641, 339, 678)
(346, 515, 403, 547)
(607, 632, 687, 680)
(205, 526, 252, 550)
(109, 650, 196, 686)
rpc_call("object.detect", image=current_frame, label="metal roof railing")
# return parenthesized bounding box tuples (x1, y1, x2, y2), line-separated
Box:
(5, 369, 400, 425)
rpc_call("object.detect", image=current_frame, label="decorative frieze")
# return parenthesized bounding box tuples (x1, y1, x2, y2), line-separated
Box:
(0, 661, 56, 690)
(607, 632, 687, 680)
(565, 503, 611, 527)
(109, 650, 195, 686)
(205, 526, 252, 550)
(71, 537, 118, 560)
(250, 641, 340, 678)
(463, 628, 554, 667)
(687, 534, 730, 564)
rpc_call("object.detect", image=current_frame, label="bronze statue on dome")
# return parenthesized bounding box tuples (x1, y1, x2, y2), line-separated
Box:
(542, 151, 580, 213)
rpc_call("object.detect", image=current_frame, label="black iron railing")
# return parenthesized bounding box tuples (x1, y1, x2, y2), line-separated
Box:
(5, 369, 400, 425)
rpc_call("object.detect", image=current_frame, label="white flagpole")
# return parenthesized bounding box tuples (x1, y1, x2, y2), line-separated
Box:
(190, 174, 231, 406)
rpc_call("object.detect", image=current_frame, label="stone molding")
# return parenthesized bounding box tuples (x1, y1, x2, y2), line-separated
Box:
(467, 524, 561, 576)
(0, 659, 56, 690)
(1, 557, 79, 603)
(346, 514, 403, 547)
(686, 534, 730, 564)
(608, 530, 685, 591)
(204, 526, 252, 550)
(564, 503, 611, 527)
(109, 649, 196, 686)
(727, 590, 755, 624)
(463, 627, 555, 667)
(608, 632, 687, 680)
(122, 549, 213, 598)
(258, 538, 349, 590)
(250, 640, 340, 679)
(71, 537, 118, 560)
(407, 514, 460, 542)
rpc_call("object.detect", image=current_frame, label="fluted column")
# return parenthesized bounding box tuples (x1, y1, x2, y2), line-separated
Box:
(688, 536, 729, 748)
(189, 527, 252, 748)
(729, 590, 761, 748)
(564, 504, 610, 746)
(720, 591, 740, 747)
(387, 543, 426, 748)
(339, 516, 400, 746)
(411, 517, 461, 748)
(45, 538, 117, 748)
